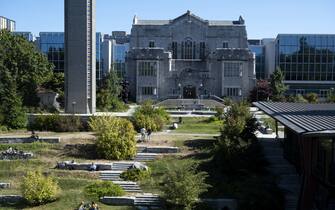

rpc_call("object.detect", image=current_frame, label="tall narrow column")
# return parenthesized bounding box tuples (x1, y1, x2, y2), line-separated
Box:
(64, 0, 96, 114)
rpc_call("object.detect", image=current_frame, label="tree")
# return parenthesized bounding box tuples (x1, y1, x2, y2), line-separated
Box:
(97, 71, 127, 111)
(133, 100, 170, 131)
(160, 160, 210, 210)
(0, 30, 53, 107)
(0, 62, 27, 129)
(304, 93, 318, 103)
(42, 72, 65, 108)
(89, 116, 136, 160)
(249, 80, 271, 102)
(270, 67, 287, 102)
(21, 170, 60, 206)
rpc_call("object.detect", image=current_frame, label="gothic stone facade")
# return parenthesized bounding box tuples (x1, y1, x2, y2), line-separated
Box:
(126, 11, 256, 102)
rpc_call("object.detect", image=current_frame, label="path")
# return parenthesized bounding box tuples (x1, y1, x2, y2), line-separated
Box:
(257, 133, 300, 210)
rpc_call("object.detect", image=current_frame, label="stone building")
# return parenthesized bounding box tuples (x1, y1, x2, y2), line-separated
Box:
(126, 11, 256, 102)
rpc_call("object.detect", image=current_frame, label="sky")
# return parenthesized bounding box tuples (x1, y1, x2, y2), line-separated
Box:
(1, 0, 334, 39)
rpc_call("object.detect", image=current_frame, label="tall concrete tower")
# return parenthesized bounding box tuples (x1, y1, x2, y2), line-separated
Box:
(64, 0, 96, 114)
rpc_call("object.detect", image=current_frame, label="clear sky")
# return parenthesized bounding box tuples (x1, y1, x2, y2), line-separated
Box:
(1, 0, 334, 39)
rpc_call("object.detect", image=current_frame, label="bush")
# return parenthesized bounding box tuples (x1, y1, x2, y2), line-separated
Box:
(89, 116, 136, 160)
(21, 170, 60, 205)
(84, 181, 125, 199)
(159, 159, 210, 210)
(304, 93, 318, 103)
(29, 114, 83, 132)
(120, 168, 151, 182)
(133, 100, 170, 131)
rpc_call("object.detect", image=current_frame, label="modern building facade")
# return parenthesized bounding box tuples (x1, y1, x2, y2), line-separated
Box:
(102, 31, 130, 77)
(126, 11, 256, 102)
(0, 16, 15, 31)
(12, 32, 34, 42)
(64, 0, 96, 114)
(248, 39, 266, 79)
(38, 32, 65, 72)
(275, 34, 335, 98)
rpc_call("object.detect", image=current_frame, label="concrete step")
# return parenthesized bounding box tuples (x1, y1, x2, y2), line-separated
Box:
(112, 162, 134, 171)
(134, 153, 159, 161)
(113, 181, 142, 193)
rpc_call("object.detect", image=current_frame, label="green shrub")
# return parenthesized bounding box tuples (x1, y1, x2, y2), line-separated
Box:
(29, 114, 83, 132)
(21, 170, 60, 205)
(89, 116, 136, 160)
(84, 181, 125, 199)
(133, 100, 170, 131)
(120, 168, 151, 182)
(304, 93, 318, 103)
(159, 159, 210, 210)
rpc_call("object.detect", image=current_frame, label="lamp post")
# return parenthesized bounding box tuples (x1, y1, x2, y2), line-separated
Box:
(178, 83, 182, 99)
(72, 101, 76, 115)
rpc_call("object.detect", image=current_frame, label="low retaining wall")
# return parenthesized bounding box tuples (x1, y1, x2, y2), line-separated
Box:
(0, 195, 25, 204)
(57, 161, 113, 171)
(0, 137, 60, 144)
(203, 198, 237, 210)
(100, 196, 135, 206)
(137, 146, 180, 153)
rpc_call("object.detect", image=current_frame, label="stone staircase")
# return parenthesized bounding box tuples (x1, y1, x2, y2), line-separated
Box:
(112, 181, 142, 193)
(99, 171, 123, 181)
(111, 162, 134, 171)
(134, 194, 162, 207)
(134, 153, 159, 162)
(259, 138, 300, 210)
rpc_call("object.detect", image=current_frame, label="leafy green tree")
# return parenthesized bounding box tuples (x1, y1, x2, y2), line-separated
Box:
(270, 67, 287, 101)
(159, 160, 210, 210)
(89, 116, 136, 160)
(0, 30, 53, 107)
(133, 100, 170, 131)
(21, 170, 60, 206)
(304, 93, 318, 103)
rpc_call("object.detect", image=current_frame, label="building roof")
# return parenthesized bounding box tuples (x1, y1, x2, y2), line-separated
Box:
(134, 11, 244, 26)
(253, 102, 335, 137)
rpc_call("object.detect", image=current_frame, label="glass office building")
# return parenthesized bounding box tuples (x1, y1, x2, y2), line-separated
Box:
(248, 39, 266, 79)
(112, 42, 129, 77)
(39, 32, 64, 72)
(13, 32, 34, 42)
(38, 32, 103, 81)
(276, 34, 335, 97)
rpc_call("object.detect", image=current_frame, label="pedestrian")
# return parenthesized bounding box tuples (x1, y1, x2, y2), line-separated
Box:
(147, 128, 152, 142)
(140, 127, 146, 142)
(78, 201, 86, 210)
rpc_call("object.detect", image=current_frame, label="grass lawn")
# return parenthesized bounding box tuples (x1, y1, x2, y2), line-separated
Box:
(171, 117, 222, 134)
(0, 142, 134, 210)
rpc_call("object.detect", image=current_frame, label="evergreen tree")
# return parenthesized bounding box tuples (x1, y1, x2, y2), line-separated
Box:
(270, 67, 287, 101)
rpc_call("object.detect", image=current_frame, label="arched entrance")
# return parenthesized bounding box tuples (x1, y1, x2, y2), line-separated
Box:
(183, 85, 196, 98)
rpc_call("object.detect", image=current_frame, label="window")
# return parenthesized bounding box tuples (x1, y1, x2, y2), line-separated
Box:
(224, 87, 241, 97)
(181, 40, 195, 59)
(223, 41, 229, 48)
(138, 61, 157, 76)
(149, 41, 155, 48)
(141, 87, 155, 95)
(224, 62, 242, 77)
(295, 89, 305, 95)
(172, 42, 178, 59)
(319, 89, 329, 98)
(200, 42, 206, 59)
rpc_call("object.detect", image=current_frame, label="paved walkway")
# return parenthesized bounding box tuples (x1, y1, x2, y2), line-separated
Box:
(258, 133, 300, 210)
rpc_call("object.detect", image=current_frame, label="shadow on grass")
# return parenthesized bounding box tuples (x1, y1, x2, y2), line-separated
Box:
(62, 144, 99, 160)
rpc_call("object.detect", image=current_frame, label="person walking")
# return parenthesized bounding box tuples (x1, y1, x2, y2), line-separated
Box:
(140, 127, 146, 142)
(147, 128, 152, 142)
